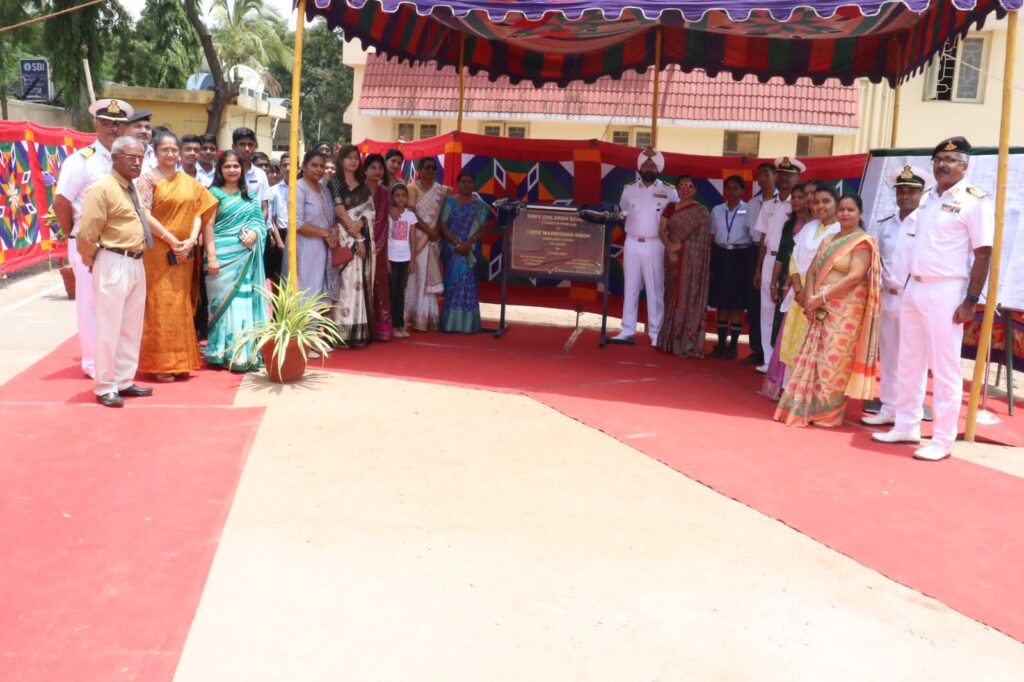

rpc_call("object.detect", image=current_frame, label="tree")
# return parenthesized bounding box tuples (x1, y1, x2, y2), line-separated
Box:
(0, 1, 41, 119)
(43, 0, 133, 125)
(210, 0, 292, 95)
(107, 0, 202, 89)
(270, 19, 353, 146)
(183, 0, 236, 135)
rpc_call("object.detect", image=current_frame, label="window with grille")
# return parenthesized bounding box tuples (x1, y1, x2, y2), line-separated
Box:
(723, 131, 760, 156)
(396, 123, 415, 141)
(924, 35, 988, 103)
(483, 124, 503, 136)
(611, 130, 630, 145)
(634, 131, 652, 148)
(507, 125, 528, 139)
(418, 124, 438, 139)
(796, 134, 834, 157)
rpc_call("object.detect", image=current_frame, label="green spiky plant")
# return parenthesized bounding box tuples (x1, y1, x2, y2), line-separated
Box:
(227, 278, 342, 377)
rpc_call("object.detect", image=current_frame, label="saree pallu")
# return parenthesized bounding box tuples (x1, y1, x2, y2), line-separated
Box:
(204, 189, 268, 370)
(440, 197, 488, 333)
(370, 184, 392, 340)
(138, 171, 217, 374)
(656, 202, 711, 358)
(329, 196, 374, 346)
(405, 181, 446, 330)
(774, 231, 881, 427)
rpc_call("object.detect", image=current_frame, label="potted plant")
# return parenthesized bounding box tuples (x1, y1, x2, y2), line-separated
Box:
(228, 279, 342, 383)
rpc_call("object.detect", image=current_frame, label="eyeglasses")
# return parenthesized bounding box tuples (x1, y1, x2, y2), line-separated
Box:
(932, 155, 965, 166)
(157, 147, 179, 155)
(114, 153, 144, 162)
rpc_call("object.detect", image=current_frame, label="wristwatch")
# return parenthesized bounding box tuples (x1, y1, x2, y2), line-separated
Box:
(965, 293, 980, 303)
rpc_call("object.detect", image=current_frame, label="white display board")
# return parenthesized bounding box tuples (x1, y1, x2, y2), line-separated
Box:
(860, 148, 1024, 311)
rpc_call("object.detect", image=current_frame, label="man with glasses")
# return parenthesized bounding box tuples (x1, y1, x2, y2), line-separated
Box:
(75, 137, 154, 408)
(872, 137, 994, 461)
(54, 98, 134, 379)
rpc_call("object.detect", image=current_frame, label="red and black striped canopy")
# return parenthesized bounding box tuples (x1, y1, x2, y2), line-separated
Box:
(306, 0, 1019, 86)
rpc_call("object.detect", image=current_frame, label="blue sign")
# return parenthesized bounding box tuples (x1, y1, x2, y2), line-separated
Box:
(20, 59, 50, 102)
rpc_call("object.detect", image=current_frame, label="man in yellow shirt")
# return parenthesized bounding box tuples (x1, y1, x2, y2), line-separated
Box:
(76, 137, 155, 407)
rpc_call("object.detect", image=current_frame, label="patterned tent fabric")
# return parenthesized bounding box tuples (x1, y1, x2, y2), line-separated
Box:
(308, 0, 1020, 86)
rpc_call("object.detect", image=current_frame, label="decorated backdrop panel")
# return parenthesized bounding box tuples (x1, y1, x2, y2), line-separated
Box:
(0, 121, 94, 274)
(361, 132, 866, 315)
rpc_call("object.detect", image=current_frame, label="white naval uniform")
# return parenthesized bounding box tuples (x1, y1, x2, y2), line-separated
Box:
(895, 179, 994, 450)
(868, 211, 916, 419)
(618, 179, 679, 340)
(753, 192, 792, 359)
(54, 140, 114, 377)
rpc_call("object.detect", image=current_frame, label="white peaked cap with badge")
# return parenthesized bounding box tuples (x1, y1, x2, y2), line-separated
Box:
(774, 156, 807, 174)
(638, 146, 665, 172)
(889, 164, 933, 190)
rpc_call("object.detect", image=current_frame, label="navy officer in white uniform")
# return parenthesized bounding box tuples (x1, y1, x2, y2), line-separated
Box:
(612, 147, 679, 346)
(862, 165, 928, 427)
(53, 97, 134, 379)
(873, 137, 994, 461)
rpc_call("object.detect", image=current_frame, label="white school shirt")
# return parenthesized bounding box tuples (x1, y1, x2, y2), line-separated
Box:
(196, 164, 215, 188)
(746, 189, 777, 240)
(388, 209, 416, 262)
(245, 164, 270, 204)
(909, 178, 994, 280)
(54, 139, 114, 233)
(709, 201, 753, 246)
(619, 179, 679, 239)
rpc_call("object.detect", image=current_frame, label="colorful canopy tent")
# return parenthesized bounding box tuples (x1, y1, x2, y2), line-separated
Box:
(284, 0, 1020, 439)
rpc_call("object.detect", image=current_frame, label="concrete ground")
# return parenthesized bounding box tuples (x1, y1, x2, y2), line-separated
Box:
(3, 268, 1024, 681)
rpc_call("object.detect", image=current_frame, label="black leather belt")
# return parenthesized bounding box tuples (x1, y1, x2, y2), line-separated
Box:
(715, 243, 752, 250)
(68, 235, 76, 240)
(102, 246, 145, 259)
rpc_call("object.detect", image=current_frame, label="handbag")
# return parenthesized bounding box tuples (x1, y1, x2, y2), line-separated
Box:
(331, 244, 354, 268)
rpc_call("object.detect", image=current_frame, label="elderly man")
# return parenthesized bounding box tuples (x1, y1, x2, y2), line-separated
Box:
(612, 147, 679, 346)
(54, 98, 133, 378)
(76, 137, 154, 408)
(862, 165, 929, 427)
(873, 137, 994, 461)
(125, 109, 155, 170)
(752, 156, 804, 372)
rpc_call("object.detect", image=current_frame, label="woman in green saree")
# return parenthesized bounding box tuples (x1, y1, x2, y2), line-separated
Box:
(203, 150, 268, 370)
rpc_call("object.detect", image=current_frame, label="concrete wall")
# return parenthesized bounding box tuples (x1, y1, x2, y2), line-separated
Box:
(4, 100, 72, 128)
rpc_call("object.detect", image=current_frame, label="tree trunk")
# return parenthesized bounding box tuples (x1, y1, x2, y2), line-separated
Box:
(183, 0, 237, 136)
(0, 36, 8, 120)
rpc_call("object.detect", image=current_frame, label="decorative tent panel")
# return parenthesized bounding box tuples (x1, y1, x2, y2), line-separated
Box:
(308, 0, 1020, 86)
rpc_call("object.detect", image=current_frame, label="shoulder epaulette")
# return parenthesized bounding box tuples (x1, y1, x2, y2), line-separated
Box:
(877, 214, 894, 223)
(80, 146, 96, 159)
(967, 186, 988, 198)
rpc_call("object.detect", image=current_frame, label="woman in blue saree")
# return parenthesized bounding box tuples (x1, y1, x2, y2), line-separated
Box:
(439, 171, 489, 333)
(203, 150, 268, 370)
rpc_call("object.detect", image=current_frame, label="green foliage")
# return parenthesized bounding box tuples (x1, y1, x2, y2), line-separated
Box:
(270, 19, 353, 146)
(210, 0, 293, 95)
(227, 278, 343, 374)
(106, 0, 202, 89)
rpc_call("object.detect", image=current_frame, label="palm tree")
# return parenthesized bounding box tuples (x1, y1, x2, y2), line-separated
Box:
(210, 0, 293, 96)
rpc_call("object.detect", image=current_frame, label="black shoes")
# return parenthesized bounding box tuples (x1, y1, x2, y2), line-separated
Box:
(118, 384, 154, 398)
(96, 392, 124, 408)
(739, 353, 763, 366)
(725, 344, 738, 360)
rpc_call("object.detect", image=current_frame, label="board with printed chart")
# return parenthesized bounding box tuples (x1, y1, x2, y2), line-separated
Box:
(861, 147, 1024, 311)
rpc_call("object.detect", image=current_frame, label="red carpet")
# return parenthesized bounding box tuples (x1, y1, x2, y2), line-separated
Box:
(0, 339, 261, 681)
(322, 325, 1024, 642)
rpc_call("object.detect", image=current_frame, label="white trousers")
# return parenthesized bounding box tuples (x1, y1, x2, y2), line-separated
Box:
(759, 253, 776, 360)
(894, 278, 967, 450)
(69, 242, 96, 377)
(92, 249, 147, 397)
(877, 291, 903, 419)
(620, 237, 665, 339)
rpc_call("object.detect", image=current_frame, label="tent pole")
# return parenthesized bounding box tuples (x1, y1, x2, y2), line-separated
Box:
(651, 26, 662, 148)
(965, 9, 1017, 441)
(286, 0, 307, 286)
(889, 84, 901, 147)
(457, 33, 466, 132)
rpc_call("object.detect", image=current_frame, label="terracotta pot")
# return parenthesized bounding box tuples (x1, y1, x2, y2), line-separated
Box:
(262, 339, 307, 383)
(59, 265, 76, 300)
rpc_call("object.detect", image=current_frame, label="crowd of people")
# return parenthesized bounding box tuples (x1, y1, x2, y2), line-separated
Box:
(55, 97, 995, 461)
(614, 141, 993, 461)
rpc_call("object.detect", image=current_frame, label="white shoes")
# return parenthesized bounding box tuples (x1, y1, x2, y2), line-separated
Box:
(871, 429, 922, 444)
(308, 350, 321, 360)
(755, 363, 769, 374)
(861, 412, 895, 426)
(650, 336, 659, 347)
(913, 443, 952, 461)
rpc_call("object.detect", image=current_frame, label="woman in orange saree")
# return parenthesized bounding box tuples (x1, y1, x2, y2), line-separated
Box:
(773, 194, 881, 427)
(137, 130, 218, 381)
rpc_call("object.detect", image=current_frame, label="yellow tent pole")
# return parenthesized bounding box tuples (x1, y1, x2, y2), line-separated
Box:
(456, 33, 466, 132)
(651, 26, 662, 148)
(965, 9, 1017, 440)
(889, 84, 901, 147)
(287, 0, 307, 286)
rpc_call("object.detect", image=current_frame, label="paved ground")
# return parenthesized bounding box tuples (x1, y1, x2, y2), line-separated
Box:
(3, 268, 1024, 681)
